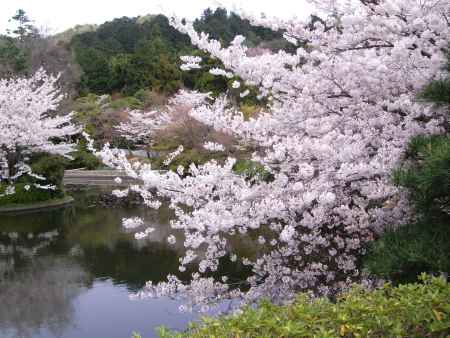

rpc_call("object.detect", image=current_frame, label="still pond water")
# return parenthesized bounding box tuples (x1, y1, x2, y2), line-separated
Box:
(0, 188, 219, 338)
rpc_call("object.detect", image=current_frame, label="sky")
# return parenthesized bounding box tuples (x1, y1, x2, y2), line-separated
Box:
(0, 0, 314, 35)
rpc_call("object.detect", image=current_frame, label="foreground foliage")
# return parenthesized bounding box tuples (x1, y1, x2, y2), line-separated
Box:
(153, 275, 450, 338)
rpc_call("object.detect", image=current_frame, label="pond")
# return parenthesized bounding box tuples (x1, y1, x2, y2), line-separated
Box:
(0, 188, 207, 338)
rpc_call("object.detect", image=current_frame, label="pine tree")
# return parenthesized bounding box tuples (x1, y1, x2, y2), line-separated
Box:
(366, 45, 450, 283)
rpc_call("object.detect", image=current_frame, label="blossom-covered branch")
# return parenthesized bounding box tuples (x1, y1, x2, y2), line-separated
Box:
(94, 0, 449, 311)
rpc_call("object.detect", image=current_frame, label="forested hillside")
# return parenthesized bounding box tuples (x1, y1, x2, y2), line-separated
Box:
(71, 8, 287, 96)
(0, 8, 286, 99)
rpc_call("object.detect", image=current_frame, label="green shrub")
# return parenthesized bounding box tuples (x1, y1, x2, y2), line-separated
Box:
(0, 183, 63, 205)
(30, 153, 67, 190)
(151, 139, 181, 152)
(232, 159, 274, 183)
(367, 135, 450, 284)
(420, 78, 450, 104)
(239, 103, 259, 120)
(151, 275, 449, 338)
(109, 96, 143, 110)
(0, 153, 67, 206)
(67, 145, 102, 170)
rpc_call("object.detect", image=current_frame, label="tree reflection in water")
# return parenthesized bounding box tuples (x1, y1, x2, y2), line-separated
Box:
(0, 256, 87, 338)
(0, 188, 253, 337)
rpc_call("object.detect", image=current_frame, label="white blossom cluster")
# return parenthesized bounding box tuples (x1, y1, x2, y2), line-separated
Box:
(116, 110, 171, 142)
(0, 69, 79, 187)
(167, 89, 212, 108)
(180, 55, 202, 71)
(209, 68, 234, 78)
(163, 145, 185, 166)
(116, 90, 211, 144)
(203, 142, 225, 152)
(95, 0, 449, 311)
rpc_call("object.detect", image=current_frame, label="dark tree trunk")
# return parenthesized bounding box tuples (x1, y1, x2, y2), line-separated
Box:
(5, 150, 21, 183)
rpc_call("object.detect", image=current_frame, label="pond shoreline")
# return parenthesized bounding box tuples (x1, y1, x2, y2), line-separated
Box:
(0, 195, 74, 214)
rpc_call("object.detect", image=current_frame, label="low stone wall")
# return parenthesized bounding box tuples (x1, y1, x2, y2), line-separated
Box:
(63, 169, 141, 186)
(0, 196, 74, 214)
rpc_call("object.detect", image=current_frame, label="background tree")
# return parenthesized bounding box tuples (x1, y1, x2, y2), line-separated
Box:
(0, 69, 79, 190)
(7, 9, 39, 42)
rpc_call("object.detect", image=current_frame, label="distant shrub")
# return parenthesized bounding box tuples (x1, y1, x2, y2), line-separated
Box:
(0, 183, 63, 205)
(150, 275, 450, 338)
(109, 96, 143, 110)
(0, 153, 67, 205)
(133, 89, 169, 109)
(232, 159, 274, 183)
(67, 148, 102, 170)
(239, 103, 259, 120)
(151, 149, 227, 173)
(30, 153, 67, 190)
(65, 140, 102, 170)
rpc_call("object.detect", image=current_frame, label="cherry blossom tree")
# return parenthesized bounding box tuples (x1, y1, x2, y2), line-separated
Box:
(116, 110, 169, 145)
(116, 90, 211, 146)
(0, 69, 79, 191)
(92, 0, 449, 311)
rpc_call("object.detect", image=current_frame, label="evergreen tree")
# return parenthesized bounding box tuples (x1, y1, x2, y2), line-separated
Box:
(366, 45, 450, 283)
(7, 9, 39, 41)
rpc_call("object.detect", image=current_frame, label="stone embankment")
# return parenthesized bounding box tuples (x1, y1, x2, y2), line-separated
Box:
(63, 169, 142, 187)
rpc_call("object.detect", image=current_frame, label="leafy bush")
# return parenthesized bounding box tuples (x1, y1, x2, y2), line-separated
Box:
(150, 275, 450, 338)
(239, 103, 259, 120)
(0, 153, 68, 205)
(420, 78, 450, 104)
(232, 159, 274, 183)
(30, 153, 67, 190)
(0, 183, 63, 205)
(109, 96, 143, 110)
(67, 148, 102, 170)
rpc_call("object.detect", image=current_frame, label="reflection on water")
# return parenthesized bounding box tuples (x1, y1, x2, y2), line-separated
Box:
(0, 257, 87, 338)
(0, 188, 197, 338)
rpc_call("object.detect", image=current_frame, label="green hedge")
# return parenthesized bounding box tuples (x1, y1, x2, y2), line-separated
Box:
(0, 183, 63, 205)
(232, 159, 274, 183)
(66, 147, 102, 170)
(150, 275, 449, 338)
(30, 153, 66, 189)
(0, 153, 67, 206)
